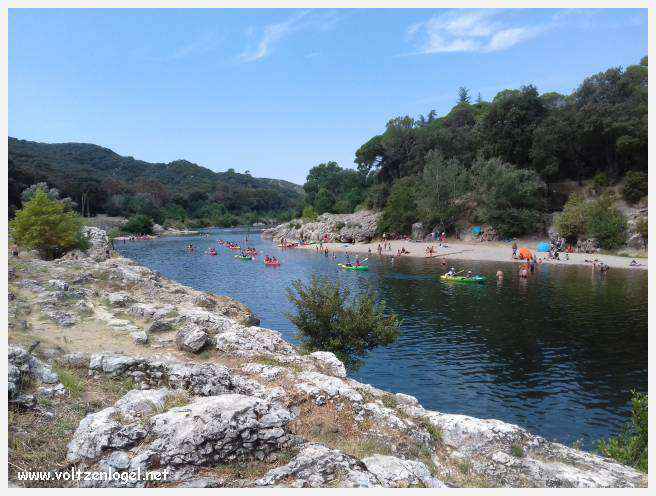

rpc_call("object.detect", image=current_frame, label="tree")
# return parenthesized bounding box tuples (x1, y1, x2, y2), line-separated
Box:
(555, 193, 587, 242)
(10, 188, 85, 259)
(471, 157, 546, 238)
(286, 276, 401, 369)
(302, 205, 318, 221)
(377, 177, 419, 235)
(417, 151, 471, 232)
(597, 391, 647, 472)
(622, 171, 648, 204)
(479, 85, 547, 167)
(458, 86, 471, 105)
(122, 214, 154, 235)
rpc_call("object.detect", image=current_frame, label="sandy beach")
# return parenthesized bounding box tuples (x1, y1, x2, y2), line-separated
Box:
(297, 239, 648, 271)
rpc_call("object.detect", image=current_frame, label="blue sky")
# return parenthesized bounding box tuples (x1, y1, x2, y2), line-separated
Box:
(9, 8, 647, 184)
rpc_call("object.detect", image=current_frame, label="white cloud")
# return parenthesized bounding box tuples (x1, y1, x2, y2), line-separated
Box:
(406, 10, 544, 55)
(239, 10, 340, 63)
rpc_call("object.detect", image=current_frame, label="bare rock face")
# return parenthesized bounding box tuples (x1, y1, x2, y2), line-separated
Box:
(398, 406, 647, 488)
(309, 351, 347, 378)
(81, 226, 111, 261)
(262, 210, 381, 244)
(67, 391, 295, 487)
(256, 443, 379, 488)
(362, 454, 447, 488)
(214, 325, 297, 358)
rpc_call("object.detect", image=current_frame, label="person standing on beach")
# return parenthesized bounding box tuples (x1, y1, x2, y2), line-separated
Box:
(512, 240, 518, 259)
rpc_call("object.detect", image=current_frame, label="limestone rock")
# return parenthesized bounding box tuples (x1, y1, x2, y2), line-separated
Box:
(256, 443, 379, 487)
(107, 292, 133, 307)
(131, 330, 149, 345)
(175, 324, 209, 353)
(309, 351, 347, 378)
(362, 454, 446, 488)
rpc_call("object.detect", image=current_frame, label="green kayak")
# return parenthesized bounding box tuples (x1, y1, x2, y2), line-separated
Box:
(235, 255, 253, 260)
(441, 274, 486, 283)
(338, 263, 369, 271)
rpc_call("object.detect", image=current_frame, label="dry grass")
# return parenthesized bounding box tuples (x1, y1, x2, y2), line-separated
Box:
(8, 364, 140, 488)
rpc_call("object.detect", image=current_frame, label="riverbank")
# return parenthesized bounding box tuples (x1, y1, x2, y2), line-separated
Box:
(7, 248, 647, 488)
(298, 239, 648, 271)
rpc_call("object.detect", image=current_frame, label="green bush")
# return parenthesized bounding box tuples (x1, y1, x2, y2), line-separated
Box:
(592, 171, 609, 190)
(585, 194, 627, 249)
(122, 214, 154, 235)
(622, 171, 647, 204)
(555, 193, 587, 241)
(597, 391, 647, 472)
(286, 275, 401, 370)
(10, 188, 85, 259)
(302, 205, 318, 221)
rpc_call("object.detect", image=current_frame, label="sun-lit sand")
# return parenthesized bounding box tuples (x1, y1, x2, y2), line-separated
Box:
(297, 239, 647, 271)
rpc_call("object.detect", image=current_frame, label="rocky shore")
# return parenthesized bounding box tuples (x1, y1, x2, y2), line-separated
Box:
(262, 210, 380, 244)
(7, 237, 647, 488)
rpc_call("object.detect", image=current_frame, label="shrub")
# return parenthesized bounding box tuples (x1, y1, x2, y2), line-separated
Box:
(555, 193, 587, 241)
(10, 189, 85, 259)
(122, 214, 154, 235)
(597, 391, 647, 472)
(286, 275, 401, 369)
(585, 194, 628, 249)
(302, 206, 318, 221)
(592, 171, 609, 191)
(622, 171, 647, 204)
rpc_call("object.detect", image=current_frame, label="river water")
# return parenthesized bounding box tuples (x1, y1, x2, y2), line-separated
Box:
(117, 228, 648, 449)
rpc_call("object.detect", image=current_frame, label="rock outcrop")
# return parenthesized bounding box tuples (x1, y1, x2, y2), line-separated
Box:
(7, 252, 648, 489)
(262, 210, 381, 244)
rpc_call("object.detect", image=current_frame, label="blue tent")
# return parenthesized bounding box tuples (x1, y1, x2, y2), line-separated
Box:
(537, 242, 550, 252)
(471, 226, 482, 235)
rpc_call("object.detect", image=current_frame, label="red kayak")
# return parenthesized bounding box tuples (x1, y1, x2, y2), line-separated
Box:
(264, 260, 281, 266)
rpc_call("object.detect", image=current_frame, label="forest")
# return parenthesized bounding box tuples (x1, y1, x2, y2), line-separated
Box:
(302, 57, 648, 240)
(8, 138, 304, 227)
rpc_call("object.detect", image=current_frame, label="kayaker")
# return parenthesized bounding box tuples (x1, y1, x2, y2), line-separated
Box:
(466, 270, 473, 279)
(446, 267, 456, 276)
(496, 270, 503, 280)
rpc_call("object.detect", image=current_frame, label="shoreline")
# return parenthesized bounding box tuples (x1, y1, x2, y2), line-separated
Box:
(7, 249, 647, 488)
(296, 239, 648, 271)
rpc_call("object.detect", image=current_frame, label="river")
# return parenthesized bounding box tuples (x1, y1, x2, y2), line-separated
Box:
(116, 228, 648, 450)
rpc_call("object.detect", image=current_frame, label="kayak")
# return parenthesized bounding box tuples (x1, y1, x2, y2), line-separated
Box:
(235, 255, 253, 260)
(338, 263, 369, 271)
(264, 260, 281, 266)
(440, 274, 487, 283)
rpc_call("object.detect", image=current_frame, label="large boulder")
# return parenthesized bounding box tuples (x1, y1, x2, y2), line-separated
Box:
(67, 392, 295, 486)
(362, 454, 446, 488)
(256, 443, 379, 488)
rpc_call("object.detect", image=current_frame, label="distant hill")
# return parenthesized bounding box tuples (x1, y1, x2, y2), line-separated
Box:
(8, 137, 304, 223)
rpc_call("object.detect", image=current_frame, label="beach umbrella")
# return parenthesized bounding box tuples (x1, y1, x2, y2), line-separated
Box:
(519, 247, 533, 260)
(537, 242, 550, 252)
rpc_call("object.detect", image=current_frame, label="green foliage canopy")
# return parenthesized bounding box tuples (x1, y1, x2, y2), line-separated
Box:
(286, 275, 401, 370)
(10, 188, 85, 259)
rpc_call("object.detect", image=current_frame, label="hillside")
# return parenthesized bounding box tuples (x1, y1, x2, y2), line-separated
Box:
(8, 138, 304, 224)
